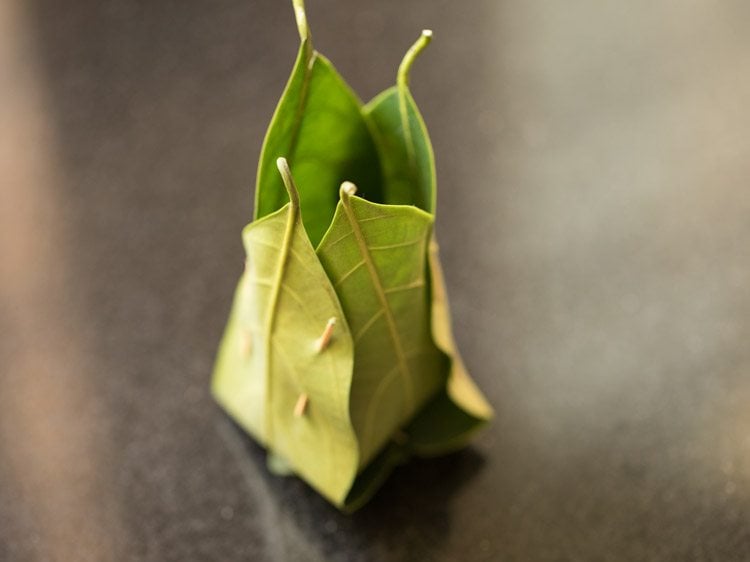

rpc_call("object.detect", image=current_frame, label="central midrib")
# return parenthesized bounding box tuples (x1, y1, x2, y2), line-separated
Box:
(263, 205, 298, 447)
(339, 197, 415, 414)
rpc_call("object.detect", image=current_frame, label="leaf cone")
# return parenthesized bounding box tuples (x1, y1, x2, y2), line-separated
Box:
(212, 0, 492, 511)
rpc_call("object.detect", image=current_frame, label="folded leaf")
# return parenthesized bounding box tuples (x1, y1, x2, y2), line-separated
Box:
(212, 0, 493, 511)
(363, 31, 436, 212)
(408, 239, 493, 456)
(364, 32, 494, 454)
(213, 160, 359, 505)
(254, 0, 382, 246)
(316, 184, 447, 468)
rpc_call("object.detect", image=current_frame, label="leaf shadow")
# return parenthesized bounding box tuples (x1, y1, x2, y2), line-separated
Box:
(347, 449, 487, 558)
(219, 413, 487, 561)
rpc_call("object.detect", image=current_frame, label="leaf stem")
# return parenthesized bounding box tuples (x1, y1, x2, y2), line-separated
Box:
(397, 29, 432, 90)
(263, 158, 301, 446)
(397, 30, 432, 178)
(292, 0, 311, 42)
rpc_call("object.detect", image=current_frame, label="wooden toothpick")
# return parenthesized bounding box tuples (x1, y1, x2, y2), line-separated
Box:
(315, 317, 336, 352)
(239, 330, 252, 357)
(294, 393, 309, 417)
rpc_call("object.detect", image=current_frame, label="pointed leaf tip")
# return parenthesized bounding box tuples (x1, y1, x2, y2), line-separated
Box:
(276, 157, 300, 210)
(398, 30, 433, 88)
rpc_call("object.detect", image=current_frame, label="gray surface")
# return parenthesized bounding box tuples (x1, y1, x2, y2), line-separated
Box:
(2, 0, 750, 560)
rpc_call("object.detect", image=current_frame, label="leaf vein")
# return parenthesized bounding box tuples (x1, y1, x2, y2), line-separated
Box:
(246, 276, 274, 288)
(357, 214, 391, 223)
(384, 279, 425, 294)
(353, 309, 385, 343)
(360, 364, 400, 450)
(248, 237, 282, 253)
(334, 259, 365, 288)
(339, 195, 415, 414)
(368, 237, 424, 251)
(280, 283, 306, 309)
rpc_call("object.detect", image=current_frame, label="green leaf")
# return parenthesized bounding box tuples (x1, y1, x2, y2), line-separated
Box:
(408, 239, 493, 455)
(212, 158, 359, 505)
(254, 0, 383, 247)
(316, 184, 448, 468)
(363, 30, 436, 211)
(212, 2, 493, 511)
(364, 32, 494, 454)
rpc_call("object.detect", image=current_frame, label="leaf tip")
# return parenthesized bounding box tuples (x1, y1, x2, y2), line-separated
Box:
(275, 156, 288, 173)
(292, 0, 311, 42)
(340, 181, 358, 199)
(276, 157, 300, 210)
(398, 30, 433, 88)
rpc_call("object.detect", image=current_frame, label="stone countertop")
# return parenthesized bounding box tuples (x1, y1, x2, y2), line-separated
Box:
(1, 1, 749, 560)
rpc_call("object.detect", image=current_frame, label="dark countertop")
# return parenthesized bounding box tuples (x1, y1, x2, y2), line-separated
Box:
(2, 1, 749, 560)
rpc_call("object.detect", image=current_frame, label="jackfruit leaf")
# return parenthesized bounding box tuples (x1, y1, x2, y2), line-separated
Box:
(213, 0, 493, 510)
(363, 31, 436, 212)
(254, 0, 382, 247)
(212, 159, 359, 506)
(316, 184, 448, 468)
(364, 31, 494, 454)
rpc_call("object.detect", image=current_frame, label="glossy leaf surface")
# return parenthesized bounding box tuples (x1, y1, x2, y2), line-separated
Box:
(254, 2, 382, 246)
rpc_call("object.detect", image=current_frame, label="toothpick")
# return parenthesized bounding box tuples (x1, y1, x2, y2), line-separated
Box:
(294, 393, 309, 417)
(315, 317, 336, 352)
(239, 330, 252, 357)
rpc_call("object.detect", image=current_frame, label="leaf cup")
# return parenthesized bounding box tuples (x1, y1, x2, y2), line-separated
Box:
(212, 0, 492, 511)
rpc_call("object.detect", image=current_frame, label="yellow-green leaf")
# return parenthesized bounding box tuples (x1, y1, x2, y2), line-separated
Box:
(213, 159, 359, 505)
(316, 184, 447, 468)
(364, 32, 494, 453)
(212, 0, 493, 511)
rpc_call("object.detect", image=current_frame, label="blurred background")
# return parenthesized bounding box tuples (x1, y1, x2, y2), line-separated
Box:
(1, 0, 749, 560)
